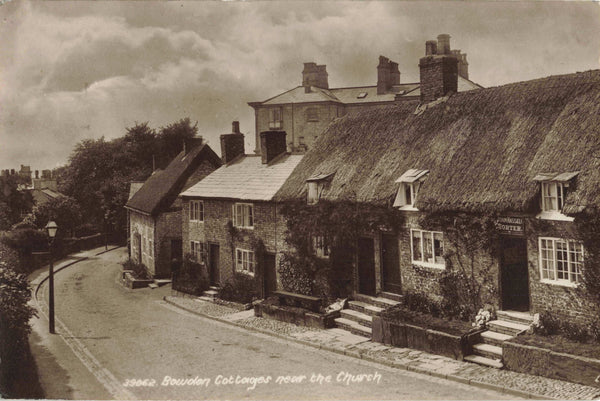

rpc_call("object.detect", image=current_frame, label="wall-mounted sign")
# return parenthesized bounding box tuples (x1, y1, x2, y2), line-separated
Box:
(496, 216, 525, 236)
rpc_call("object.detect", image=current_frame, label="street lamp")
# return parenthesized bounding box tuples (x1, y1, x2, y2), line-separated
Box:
(45, 220, 58, 334)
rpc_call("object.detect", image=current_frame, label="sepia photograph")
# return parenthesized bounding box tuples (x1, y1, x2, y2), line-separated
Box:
(1, 0, 600, 399)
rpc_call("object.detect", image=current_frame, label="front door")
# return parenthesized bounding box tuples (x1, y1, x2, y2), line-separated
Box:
(263, 253, 277, 297)
(134, 233, 142, 263)
(209, 243, 220, 286)
(357, 237, 376, 296)
(382, 233, 401, 294)
(500, 237, 529, 311)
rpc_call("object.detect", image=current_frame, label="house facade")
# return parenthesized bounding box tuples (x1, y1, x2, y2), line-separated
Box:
(180, 123, 302, 295)
(248, 34, 480, 154)
(274, 36, 600, 326)
(125, 138, 222, 278)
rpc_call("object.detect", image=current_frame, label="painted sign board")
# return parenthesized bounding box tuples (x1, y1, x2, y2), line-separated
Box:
(496, 216, 525, 236)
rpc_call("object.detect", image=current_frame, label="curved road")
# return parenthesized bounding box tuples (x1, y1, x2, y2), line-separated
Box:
(35, 248, 512, 400)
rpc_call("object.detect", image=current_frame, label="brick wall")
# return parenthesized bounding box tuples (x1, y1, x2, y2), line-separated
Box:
(154, 209, 182, 278)
(129, 212, 156, 276)
(182, 198, 290, 288)
(419, 55, 458, 102)
(526, 219, 598, 326)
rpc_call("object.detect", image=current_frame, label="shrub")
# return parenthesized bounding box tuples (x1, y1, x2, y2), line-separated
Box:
(219, 274, 259, 304)
(121, 259, 151, 280)
(561, 321, 589, 343)
(171, 255, 209, 296)
(590, 318, 600, 344)
(535, 310, 561, 336)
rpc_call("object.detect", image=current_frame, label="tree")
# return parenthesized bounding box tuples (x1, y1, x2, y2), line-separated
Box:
(0, 175, 34, 231)
(30, 196, 82, 237)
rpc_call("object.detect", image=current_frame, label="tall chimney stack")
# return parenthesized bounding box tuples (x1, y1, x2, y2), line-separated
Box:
(419, 34, 458, 103)
(220, 121, 245, 164)
(260, 131, 287, 164)
(302, 62, 329, 93)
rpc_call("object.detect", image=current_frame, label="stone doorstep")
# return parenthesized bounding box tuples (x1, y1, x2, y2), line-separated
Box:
(340, 309, 373, 328)
(334, 317, 372, 338)
(378, 291, 403, 302)
(472, 343, 503, 360)
(487, 320, 529, 336)
(347, 300, 384, 317)
(480, 330, 514, 346)
(352, 293, 401, 309)
(496, 310, 534, 325)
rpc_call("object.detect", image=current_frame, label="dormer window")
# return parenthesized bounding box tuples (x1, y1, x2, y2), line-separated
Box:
(306, 173, 333, 205)
(533, 172, 578, 220)
(393, 169, 429, 210)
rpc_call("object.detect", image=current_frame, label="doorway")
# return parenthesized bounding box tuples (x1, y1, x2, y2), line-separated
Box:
(209, 243, 220, 286)
(263, 253, 277, 297)
(500, 237, 529, 311)
(357, 237, 376, 296)
(382, 233, 401, 294)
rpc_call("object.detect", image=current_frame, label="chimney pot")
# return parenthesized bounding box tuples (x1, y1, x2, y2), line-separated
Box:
(35, 170, 39, 179)
(437, 34, 451, 55)
(425, 40, 438, 56)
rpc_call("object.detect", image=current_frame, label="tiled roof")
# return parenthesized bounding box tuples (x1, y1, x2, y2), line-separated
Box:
(126, 143, 221, 215)
(128, 181, 145, 200)
(181, 154, 303, 201)
(255, 78, 479, 107)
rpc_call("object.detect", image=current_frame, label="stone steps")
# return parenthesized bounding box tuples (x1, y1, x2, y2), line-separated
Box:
(379, 292, 403, 303)
(352, 293, 401, 309)
(334, 317, 372, 338)
(496, 310, 534, 326)
(340, 308, 373, 328)
(487, 319, 530, 336)
(464, 354, 504, 369)
(472, 343, 503, 360)
(347, 301, 384, 317)
(480, 330, 513, 347)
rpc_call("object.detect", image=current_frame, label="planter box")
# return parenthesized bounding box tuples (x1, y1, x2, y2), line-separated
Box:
(373, 315, 482, 361)
(254, 300, 340, 329)
(122, 271, 154, 289)
(504, 341, 600, 388)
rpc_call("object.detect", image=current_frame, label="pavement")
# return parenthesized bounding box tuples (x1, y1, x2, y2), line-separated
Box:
(28, 247, 600, 400)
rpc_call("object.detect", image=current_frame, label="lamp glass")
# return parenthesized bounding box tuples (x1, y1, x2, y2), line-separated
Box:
(45, 221, 58, 238)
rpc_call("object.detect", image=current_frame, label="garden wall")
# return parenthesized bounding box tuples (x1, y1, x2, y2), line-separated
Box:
(254, 301, 339, 329)
(372, 316, 482, 361)
(504, 341, 600, 388)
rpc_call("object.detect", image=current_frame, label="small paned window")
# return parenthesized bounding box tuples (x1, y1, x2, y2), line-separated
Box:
(233, 203, 254, 228)
(312, 235, 330, 258)
(269, 108, 282, 129)
(307, 108, 319, 122)
(394, 169, 429, 209)
(539, 237, 583, 285)
(541, 182, 566, 212)
(190, 200, 204, 222)
(236, 248, 256, 276)
(411, 229, 445, 268)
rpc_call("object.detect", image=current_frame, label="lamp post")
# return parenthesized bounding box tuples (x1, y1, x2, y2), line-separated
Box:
(45, 221, 58, 334)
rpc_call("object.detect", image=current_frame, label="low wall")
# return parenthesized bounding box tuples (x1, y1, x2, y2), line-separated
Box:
(504, 341, 600, 388)
(254, 301, 339, 329)
(122, 271, 153, 289)
(372, 316, 481, 361)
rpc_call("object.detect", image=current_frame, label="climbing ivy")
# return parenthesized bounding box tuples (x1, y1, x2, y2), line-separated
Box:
(574, 208, 600, 309)
(278, 200, 405, 301)
(419, 211, 500, 319)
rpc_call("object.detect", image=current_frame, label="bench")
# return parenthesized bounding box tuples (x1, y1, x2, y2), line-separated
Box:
(272, 290, 322, 313)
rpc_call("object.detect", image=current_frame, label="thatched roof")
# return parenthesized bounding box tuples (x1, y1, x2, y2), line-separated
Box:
(126, 143, 222, 215)
(275, 70, 600, 214)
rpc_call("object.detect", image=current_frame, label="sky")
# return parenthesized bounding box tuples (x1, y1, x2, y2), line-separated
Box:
(1, 1, 599, 170)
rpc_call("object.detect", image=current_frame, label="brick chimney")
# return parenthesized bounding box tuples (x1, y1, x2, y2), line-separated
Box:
(220, 121, 245, 164)
(419, 34, 458, 102)
(377, 56, 401, 95)
(302, 62, 329, 93)
(451, 50, 469, 80)
(260, 131, 287, 164)
(389, 61, 400, 86)
(183, 136, 204, 155)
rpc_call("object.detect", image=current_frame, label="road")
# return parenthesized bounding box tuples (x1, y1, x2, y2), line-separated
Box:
(33, 248, 513, 400)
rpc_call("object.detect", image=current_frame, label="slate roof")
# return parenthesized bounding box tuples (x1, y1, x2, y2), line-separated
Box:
(274, 70, 600, 215)
(126, 143, 221, 215)
(181, 154, 303, 201)
(128, 181, 145, 200)
(254, 77, 479, 106)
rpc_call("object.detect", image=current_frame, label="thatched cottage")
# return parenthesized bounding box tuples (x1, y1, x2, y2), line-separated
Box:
(275, 46, 600, 330)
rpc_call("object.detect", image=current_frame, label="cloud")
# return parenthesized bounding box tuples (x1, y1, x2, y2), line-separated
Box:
(0, 1, 599, 170)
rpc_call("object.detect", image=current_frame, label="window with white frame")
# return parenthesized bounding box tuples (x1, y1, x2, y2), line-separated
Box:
(541, 182, 566, 212)
(269, 108, 282, 129)
(235, 248, 256, 275)
(190, 200, 204, 222)
(539, 237, 583, 285)
(411, 229, 445, 268)
(306, 173, 333, 205)
(190, 241, 208, 264)
(312, 235, 330, 258)
(394, 169, 429, 209)
(233, 203, 254, 228)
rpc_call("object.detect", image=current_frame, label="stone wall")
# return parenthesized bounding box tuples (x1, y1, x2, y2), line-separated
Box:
(129, 212, 156, 275)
